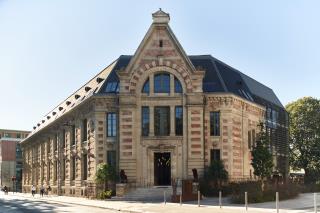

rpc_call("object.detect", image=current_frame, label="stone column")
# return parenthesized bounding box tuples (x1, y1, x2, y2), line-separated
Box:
(170, 74, 174, 96)
(170, 105, 175, 136)
(149, 106, 154, 136)
(150, 74, 154, 96)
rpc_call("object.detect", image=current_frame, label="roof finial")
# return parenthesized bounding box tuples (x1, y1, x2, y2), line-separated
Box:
(152, 9, 170, 24)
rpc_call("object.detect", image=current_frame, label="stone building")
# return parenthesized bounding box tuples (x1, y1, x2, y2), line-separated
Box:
(0, 129, 30, 192)
(21, 10, 288, 197)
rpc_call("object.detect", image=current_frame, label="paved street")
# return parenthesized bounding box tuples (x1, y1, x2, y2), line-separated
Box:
(0, 191, 319, 213)
(0, 194, 117, 213)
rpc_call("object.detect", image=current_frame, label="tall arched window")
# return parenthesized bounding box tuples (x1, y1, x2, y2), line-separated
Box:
(154, 73, 170, 93)
(142, 78, 150, 94)
(174, 77, 182, 93)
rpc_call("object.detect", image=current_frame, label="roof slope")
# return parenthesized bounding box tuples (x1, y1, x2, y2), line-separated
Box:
(102, 55, 284, 108)
(25, 54, 284, 142)
(24, 58, 119, 141)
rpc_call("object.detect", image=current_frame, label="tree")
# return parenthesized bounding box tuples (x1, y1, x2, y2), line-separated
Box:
(286, 97, 320, 183)
(204, 160, 228, 188)
(95, 163, 116, 191)
(251, 123, 274, 185)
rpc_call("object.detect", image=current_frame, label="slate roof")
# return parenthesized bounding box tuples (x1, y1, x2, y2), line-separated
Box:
(102, 55, 284, 108)
(24, 54, 284, 142)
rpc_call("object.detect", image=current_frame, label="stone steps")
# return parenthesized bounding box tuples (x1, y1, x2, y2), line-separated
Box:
(112, 186, 172, 202)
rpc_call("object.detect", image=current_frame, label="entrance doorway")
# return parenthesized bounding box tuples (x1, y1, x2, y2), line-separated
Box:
(154, 152, 171, 186)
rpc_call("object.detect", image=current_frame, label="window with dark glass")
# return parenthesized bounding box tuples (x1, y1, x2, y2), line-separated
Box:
(107, 150, 116, 167)
(210, 149, 221, 164)
(48, 163, 51, 181)
(210, 112, 220, 136)
(175, 106, 183, 135)
(248, 131, 252, 149)
(71, 156, 76, 180)
(16, 133, 21, 139)
(154, 106, 170, 136)
(105, 82, 119, 93)
(83, 119, 87, 142)
(142, 78, 150, 94)
(61, 159, 65, 180)
(71, 126, 76, 146)
(154, 73, 170, 93)
(54, 134, 58, 151)
(54, 161, 58, 181)
(174, 77, 182, 93)
(141, 107, 149, 136)
(107, 113, 117, 137)
(83, 154, 87, 180)
(62, 129, 66, 148)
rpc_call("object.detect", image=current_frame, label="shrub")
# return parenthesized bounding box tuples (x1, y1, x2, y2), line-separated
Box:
(301, 182, 320, 193)
(230, 181, 301, 204)
(97, 190, 113, 200)
(200, 160, 229, 197)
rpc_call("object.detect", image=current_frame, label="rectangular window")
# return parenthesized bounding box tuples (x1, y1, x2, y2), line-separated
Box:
(107, 150, 116, 167)
(62, 129, 66, 148)
(48, 163, 51, 181)
(16, 133, 21, 139)
(107, 113, 117, 137)
(54, 134, 58, 151)
(54, 161, 58, 181)
(154, 106, 170, 136)
(71, 156, 76, 180)
(210, 149, 221, 164)
(72, 126, 76, 146)
(141, 107, 150, 136)
(248, 131, 252, 149)
(61, 160, 65, 181)
(252, 129, 256, 147)
(175, 106, 183, 136)
(83, 119, 88, 142)
(83, 154, 88, 180)
(210, 112, 220, 136)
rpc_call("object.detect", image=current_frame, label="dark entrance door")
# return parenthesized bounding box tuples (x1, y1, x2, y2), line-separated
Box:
(154, 152, 171, 186)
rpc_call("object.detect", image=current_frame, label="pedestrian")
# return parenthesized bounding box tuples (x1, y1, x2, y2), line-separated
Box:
(4, 186, 8, 195)
(31, 185, 36, 197)
(40, 185, 45, 197)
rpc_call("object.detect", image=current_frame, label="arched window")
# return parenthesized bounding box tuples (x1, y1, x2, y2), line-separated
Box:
(154, 73, 170, 93)
(142, 78, 150, 94)
(174, 77, 182, 93)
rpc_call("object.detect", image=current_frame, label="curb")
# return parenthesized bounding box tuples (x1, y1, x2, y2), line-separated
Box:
(6, 193, 144, 213)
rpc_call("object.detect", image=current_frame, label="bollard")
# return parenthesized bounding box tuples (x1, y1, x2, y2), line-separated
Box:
(276, 192, 279, 213)
(219, 191, 222, 209)
(164, 191, 166, 205)
(180, 194, 182, 206)
(198, 190, 200, 207)
(314, 193, 317, 213)
(245, 191, 248, 211)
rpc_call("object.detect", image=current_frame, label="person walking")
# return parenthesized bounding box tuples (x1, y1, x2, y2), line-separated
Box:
(40, 185, 45, 197)
(31, 185, 36, 197)
(3, 186, 8, 195)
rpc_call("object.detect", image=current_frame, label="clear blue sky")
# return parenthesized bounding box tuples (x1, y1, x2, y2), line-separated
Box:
(0, 0, 319, 131)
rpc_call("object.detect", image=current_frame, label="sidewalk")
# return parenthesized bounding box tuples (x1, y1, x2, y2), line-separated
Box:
(0, 191, 317, 213)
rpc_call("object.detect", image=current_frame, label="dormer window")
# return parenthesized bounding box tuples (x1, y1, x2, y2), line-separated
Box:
(154, 73, 170, 93)
(105, 82, 119, 93)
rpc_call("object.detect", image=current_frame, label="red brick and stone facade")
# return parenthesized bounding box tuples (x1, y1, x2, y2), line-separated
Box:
(21, 10, 287, 197)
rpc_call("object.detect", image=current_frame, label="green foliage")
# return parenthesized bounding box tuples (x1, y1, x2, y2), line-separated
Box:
(286, 97, 320, 184)
(95, 163, 116, 191)
(230, 181, 300, 204)
(200, 160, 229, 197)
(97, 190, 113, 200)
(251, 124, 273, 180)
